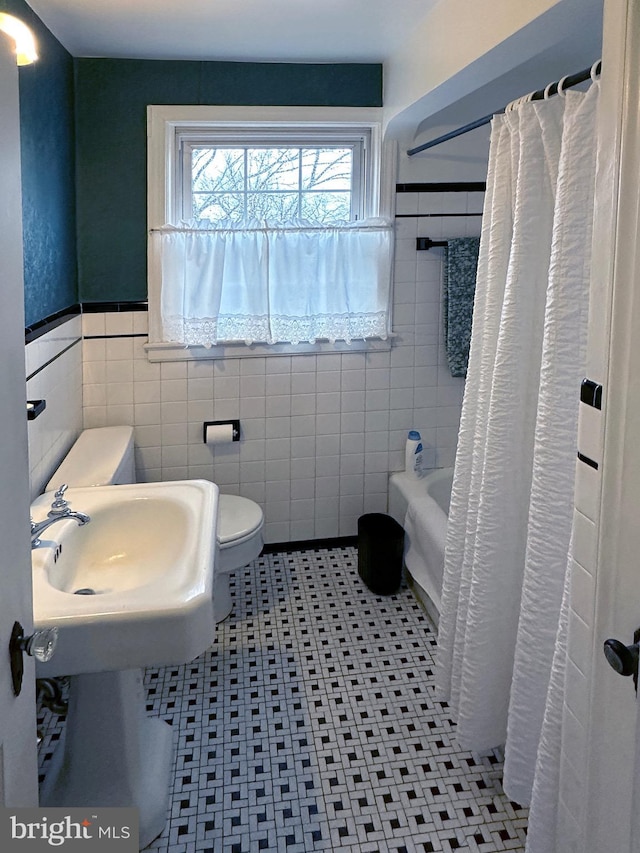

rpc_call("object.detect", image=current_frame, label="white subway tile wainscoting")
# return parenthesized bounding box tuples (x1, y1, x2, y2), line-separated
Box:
(76, 187, 480, 544)
(25, 313, 83, 500)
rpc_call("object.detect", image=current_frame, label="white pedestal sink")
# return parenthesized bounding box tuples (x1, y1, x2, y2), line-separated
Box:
(39, 670, 173, 849)
(30, 480, 218, 849)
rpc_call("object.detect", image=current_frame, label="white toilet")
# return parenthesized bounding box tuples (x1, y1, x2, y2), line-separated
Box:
(214, 493, 264, 620)
(46, 426, 264, 622)
(45, 425, 137, 490)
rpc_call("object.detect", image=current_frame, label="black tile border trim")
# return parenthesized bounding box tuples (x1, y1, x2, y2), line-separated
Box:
(25, 304, 81, 344)
(84, 334, 148, 340)
(397, 212, 483, 219)
(580, 378, 603, 410)
(82, 301, 148, 314)
(396, 182, 486, 193)
(26, 338, 82, 382)
(577, 452, 599, 470)
(25, 302, 149, 344)
(262, 535, 358, 554)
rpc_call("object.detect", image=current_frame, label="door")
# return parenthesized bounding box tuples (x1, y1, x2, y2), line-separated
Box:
(582, 0, 640, 849)
(0, 44, 39, 804)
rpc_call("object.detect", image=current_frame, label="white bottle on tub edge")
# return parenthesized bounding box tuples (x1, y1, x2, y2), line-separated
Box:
(405, 430, 424, 479)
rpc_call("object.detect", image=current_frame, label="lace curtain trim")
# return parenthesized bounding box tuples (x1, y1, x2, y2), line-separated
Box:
(150, 217, 393, 347)
(163, 312, 389, 347)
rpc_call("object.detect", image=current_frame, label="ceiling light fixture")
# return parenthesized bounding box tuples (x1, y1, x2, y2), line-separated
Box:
(0, 13, 38, 65)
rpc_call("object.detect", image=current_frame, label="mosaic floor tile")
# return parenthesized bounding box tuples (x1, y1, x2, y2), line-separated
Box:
(37, 545, 527, 852)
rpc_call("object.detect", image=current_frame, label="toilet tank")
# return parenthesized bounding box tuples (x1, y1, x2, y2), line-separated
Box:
(45, 426, 136, 492)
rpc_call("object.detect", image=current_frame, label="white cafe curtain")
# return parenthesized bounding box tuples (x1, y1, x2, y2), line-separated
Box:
(148, 218, 394, 347)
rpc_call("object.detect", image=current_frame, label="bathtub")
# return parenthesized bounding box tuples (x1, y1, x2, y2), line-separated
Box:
(388, 467, 453, 627)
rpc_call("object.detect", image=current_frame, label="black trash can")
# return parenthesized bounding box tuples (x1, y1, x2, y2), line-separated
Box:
(357, 513, 405, 595)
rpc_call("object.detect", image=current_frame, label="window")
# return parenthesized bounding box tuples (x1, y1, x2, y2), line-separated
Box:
(147, 106, 394, 358)
(186, 143, 360, 224)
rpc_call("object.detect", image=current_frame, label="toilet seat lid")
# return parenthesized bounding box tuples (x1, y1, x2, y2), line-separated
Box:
(218, 495, 264, 545)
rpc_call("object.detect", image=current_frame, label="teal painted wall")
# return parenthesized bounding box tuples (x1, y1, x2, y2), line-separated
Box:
(75, 59, 383, 303)
(1, 1, 383, 321)
(0, 0, 77, 328)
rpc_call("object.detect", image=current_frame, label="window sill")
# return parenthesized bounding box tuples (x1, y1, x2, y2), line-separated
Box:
(144, 338, 392, 362)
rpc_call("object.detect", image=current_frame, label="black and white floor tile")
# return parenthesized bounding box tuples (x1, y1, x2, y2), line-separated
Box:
(37, 546, 528, 852)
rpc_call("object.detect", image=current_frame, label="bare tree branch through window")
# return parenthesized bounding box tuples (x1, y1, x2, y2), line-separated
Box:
(191, 146, 353, 223)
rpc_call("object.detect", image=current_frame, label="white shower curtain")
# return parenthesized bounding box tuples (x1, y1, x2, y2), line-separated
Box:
(434, 79, 599, 816)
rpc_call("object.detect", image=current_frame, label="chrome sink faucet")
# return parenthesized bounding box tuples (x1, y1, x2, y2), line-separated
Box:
(30, 484, 91, 549)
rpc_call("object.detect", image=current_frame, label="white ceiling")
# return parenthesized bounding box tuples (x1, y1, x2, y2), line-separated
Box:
(26, 0, 437, 62)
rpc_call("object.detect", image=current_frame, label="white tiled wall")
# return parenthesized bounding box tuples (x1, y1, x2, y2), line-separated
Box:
(26, 188, 479, 543)
(556, 333, 605, 844)
(555, 477, 600, 849)
(25, 315, 83, 499)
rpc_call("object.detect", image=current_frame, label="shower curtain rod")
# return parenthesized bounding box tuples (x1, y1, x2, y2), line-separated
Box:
(407, 60, 602, 157)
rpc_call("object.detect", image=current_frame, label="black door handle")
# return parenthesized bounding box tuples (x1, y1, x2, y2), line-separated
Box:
(603, 631, 640, 693)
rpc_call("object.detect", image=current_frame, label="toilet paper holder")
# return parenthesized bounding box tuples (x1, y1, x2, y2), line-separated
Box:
(203, 419, 241, 443)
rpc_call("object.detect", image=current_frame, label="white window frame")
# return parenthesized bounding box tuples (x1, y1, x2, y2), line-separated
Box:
(179, 131, 366, 224)
(146, 105, 395, 361)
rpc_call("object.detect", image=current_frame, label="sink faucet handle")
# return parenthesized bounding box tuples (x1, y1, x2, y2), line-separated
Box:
(49, 484, 70, 514)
